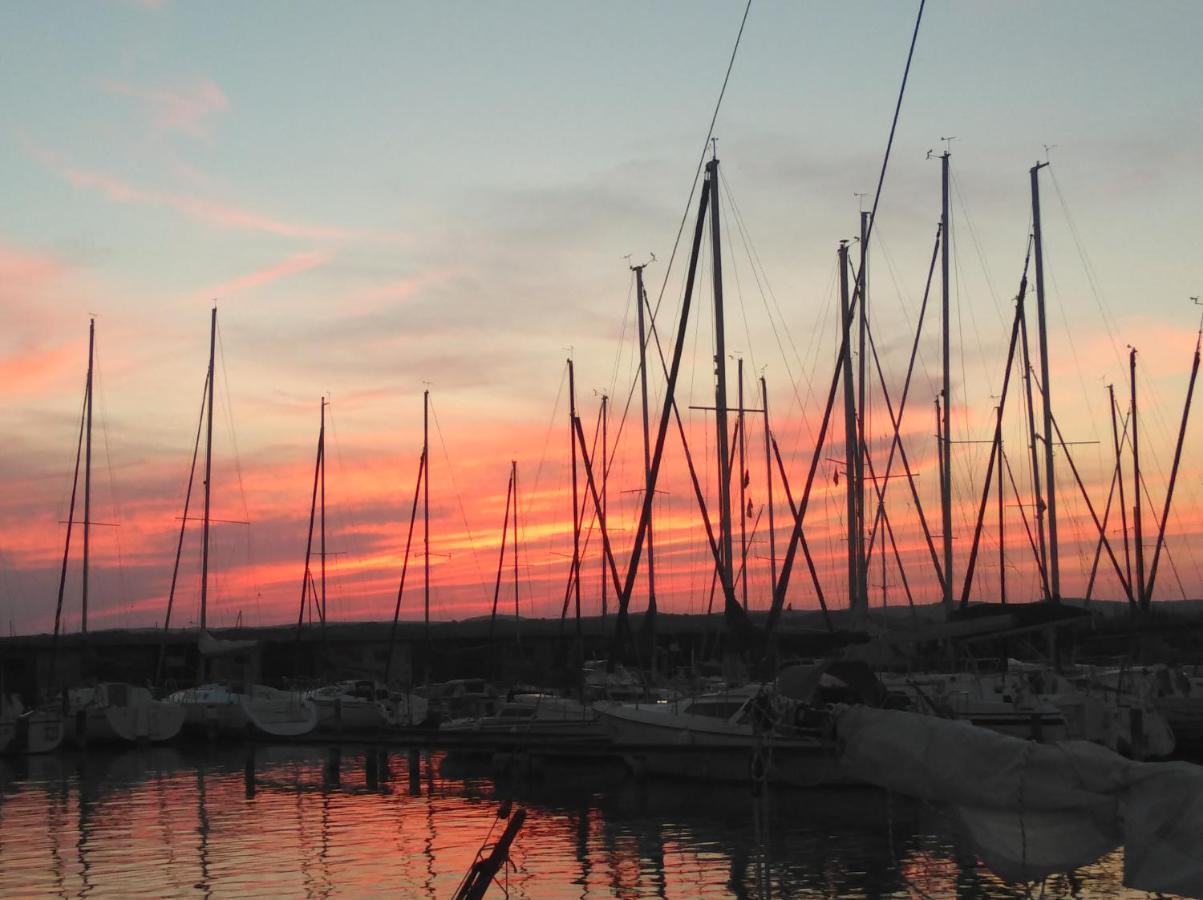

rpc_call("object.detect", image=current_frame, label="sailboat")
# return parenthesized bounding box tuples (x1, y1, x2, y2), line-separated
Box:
(165, 308, 317, 740)
(44, 320, 184, 748)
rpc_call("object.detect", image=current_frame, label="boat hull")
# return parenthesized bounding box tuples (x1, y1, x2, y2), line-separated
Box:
(594, 703, 845, 787)
(19, 710, 66, 754)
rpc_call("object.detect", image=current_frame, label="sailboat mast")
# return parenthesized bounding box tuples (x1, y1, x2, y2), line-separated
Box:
(1130, 348, 1145, 609)
(82, 317, 94, 634)
(839, 240, 859, 612)
(200, 306, 216, 631)
(997, 440, 1006, 605)
(319, 396, 327, 624)
(858, 210, 870, 613)
(1030, 161, 1059, 601)
(512, 459, 520, 643)
(1018, 300, 1050, 599)
(1108, 384, 1133, 590)
(423, 388, 430, 634)
(761, 375, 777, 594)
(567, 360, 582, 652)
(600, 394, 609, 620)
(737, 356, 748, 610)
(633, 263, 656, 622)
(707, 156, 735, 597)
(940, 151, 953, 609)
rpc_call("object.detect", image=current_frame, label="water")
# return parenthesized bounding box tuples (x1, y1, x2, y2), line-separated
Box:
(0, 744, 1154, 898)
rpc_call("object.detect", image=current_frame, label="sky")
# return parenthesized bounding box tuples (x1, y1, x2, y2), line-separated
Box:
(1, 1, 1202, 636)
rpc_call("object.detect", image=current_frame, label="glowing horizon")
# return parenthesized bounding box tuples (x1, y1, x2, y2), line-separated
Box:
(3, 2, 1203, 635)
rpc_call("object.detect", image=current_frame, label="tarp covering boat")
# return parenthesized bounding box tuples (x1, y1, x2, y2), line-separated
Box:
(835, 705, 1203, 895)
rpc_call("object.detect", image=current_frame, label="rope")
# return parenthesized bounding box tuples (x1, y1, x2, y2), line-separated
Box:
(428, 397, 492, 614)
(215, 318, 263, 626)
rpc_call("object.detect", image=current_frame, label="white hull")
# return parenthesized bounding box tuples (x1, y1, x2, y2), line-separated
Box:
(594, 698, 844, 787)
(20, 710, 66, 754)
(63, 684, 185, 746)
(171, 685, 317, 739)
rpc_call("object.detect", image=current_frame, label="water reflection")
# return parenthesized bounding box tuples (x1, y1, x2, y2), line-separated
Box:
(0, 745, 1152, 898)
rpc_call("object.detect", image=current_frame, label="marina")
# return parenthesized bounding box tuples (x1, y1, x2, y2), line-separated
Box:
(3, 1, 1203, 897)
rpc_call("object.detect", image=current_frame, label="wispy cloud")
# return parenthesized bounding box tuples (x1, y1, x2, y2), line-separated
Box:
(28, 141, 354, 240)
(103, 77, 228, 139)
(199, 250, 334, 301)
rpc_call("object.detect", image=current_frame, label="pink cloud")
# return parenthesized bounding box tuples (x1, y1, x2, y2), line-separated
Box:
(29, 142, 352, 240)
(200, 250, 333, 300)
(103, 77, 228, 138)
(0, 342, 76, 393)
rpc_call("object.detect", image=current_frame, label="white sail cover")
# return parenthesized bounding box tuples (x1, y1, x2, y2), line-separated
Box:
(837, 705, 1202, 894)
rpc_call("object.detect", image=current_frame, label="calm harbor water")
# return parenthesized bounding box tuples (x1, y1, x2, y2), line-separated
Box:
(0, 743, 1155, 898)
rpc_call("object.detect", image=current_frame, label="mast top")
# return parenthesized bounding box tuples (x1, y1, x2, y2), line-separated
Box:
(627, 251, 656, 273)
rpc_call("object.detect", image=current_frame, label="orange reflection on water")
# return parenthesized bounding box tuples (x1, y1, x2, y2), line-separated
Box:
(0, 746, 1162, 898)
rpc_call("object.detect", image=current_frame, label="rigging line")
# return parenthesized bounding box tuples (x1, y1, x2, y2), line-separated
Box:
(721, 173, 828, 458)
(324, 402, 373, 619)
(769, 0, 928, 632)
(950, 233, 992, 543)
(1047, 166, 1126, 371)
(772, 257, 839, 475)
(950, 170, 1007, 330)
(1137, 467, 1190, 602)
(607, 276, 636, 402)
(1003, 449, 1052, 600)
(719, 177, 759, 378)
(214, 318, 263, 625)
(52, 371, 88, 642)
(428, 397, 492, 610)
(529, 364, 566, 612)
(1044, 247, 1105, 453)
(93, 347, 131, 627)
(648, 0, 753, 326)
(724, 174, 822, 400)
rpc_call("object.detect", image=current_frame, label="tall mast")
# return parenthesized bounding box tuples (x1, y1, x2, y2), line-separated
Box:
(423, 388, 430, 635)
(761, 375, 777, 594)
(512, 460, 521, 644)
(319, 396, 327, 625)
(1018, 298, 1050, 599)
(200, 306, 216, 631)
(1108, 384, 1133, 591)
(858, 209, 870, 614)
(737, 356, 748, 610)
(707, 156, 735, 598)
(997, 441, 1006, 605)
(1130, 348, 1145, 609)
(1030, 161, 1059, 601)
(839, 240, 859, 612)
(600, 393, 609, 620)
(82, 317, 94, 634)
(567, 360, 582, 656)
(940, 151, 953, 609)
(633, 263, 656, 623)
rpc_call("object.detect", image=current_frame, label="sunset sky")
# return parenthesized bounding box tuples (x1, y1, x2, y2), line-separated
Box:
(2, 1, 1202, 635)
